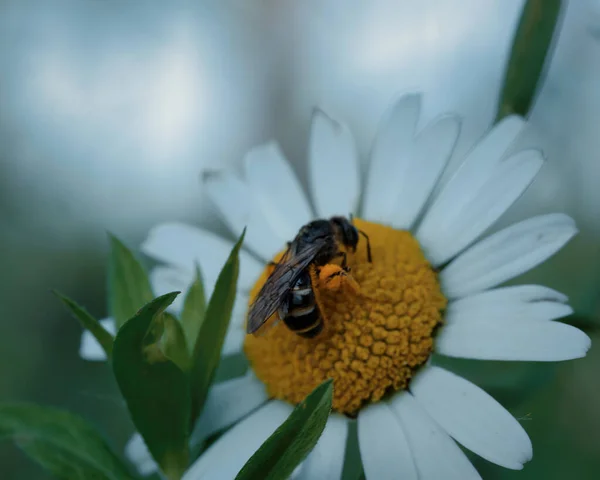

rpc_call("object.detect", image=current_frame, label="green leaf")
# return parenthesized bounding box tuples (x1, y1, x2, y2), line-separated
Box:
(0, 403, 134, 480)
(180, 265, 206, 353)
(108, 234, 154, 329)
(53, 291, 114, 359)
(190, 229, 246, 422)
(496, 0, 563, 120)
(236, 379, 333, 480)
(112, 292, 190, 480)
(161, 312, 191, 371)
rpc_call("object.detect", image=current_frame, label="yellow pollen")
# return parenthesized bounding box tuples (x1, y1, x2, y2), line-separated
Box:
(244, 219, 447, 415)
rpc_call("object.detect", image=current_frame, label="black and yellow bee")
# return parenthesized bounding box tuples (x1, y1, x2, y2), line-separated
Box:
(246, 216, 372, 338)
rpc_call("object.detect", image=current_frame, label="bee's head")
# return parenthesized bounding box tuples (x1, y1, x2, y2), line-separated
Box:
(331, 216, 359, 250)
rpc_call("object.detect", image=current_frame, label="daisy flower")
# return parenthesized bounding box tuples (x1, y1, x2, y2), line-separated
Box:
(83, 93, 591, 479)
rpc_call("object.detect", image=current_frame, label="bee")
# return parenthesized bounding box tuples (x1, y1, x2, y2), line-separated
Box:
(246, 216, 372, 338)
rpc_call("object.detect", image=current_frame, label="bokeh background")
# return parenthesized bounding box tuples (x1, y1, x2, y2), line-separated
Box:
(1, 0, 599, 478)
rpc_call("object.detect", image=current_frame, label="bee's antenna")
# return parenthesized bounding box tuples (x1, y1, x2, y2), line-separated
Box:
(349, 212, 354, 223)
(358, 229, 372, 263)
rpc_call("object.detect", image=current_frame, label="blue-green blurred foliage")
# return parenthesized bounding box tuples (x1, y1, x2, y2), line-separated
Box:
(1, 1, 600, 478)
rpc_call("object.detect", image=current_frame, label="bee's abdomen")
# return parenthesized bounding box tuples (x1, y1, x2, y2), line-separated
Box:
(283, 307, 322, 338)
(282, 273, 323, 338)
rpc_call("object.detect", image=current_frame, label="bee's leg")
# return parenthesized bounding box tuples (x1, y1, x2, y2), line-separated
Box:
(358, 229, 372, 262)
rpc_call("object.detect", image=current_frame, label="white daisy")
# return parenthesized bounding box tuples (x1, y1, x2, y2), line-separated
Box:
(88, 93, 591, 479)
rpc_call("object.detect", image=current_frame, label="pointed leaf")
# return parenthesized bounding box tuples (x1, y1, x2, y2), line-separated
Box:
(496, 0, 563, 120)
(112, 292, 190, 480)
(190, 229, 245, 422)
(0, 403, 134, 480)
(236, 379, 333, 480)
(162, 312, 191, 371)
(108, 234, 154, 329)
(180, 265, 206, 353)
(53, 291, 114, 359)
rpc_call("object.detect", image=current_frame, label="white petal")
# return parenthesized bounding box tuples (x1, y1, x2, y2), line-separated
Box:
(435, 320, 591, 361)
(244, 142, 313, 240)
(411, 366, 532, 469)
(448, 285, 567, 310)
(391, 114, 461, 230)
(358, 402, 417, 480)
(440, 214, 577, 298)
(416, 116, 526, 265)
(141, 223, 264, 293)
(309, 110, 360, 218)
(150, 266, 194, 314)
(296, 414, 348, 480)
(222, 321, 246, 356)
(124, 433, 157, 477)
(419, 150, 543, 266)
(183, 401, 293, 480)
(79, 318, 115, 361)
(203, 171, 287, 261)
(389, 392, 481, 480)
(363, 93, 421, 223)
(221, 292, 249, 355)
(191, 373, 269, 445)
(446, 285, 573, 324)
(232, 292, 250, 323)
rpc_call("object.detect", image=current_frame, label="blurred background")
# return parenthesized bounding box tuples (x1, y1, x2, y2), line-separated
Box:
(1, 0, 599, 478)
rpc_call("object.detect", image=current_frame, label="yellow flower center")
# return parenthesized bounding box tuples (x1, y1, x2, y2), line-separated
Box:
(244, 219, 446, 415)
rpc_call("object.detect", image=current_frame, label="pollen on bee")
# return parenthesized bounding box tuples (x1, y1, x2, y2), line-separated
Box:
(244, 218, 446, 415)
(317, 263, 360, 294)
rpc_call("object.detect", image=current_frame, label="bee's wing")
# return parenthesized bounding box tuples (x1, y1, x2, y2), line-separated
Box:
(246, 239, 328, 334)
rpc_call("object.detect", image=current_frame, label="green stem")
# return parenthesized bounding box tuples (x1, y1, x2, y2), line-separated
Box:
(495, 0, 563, 121)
